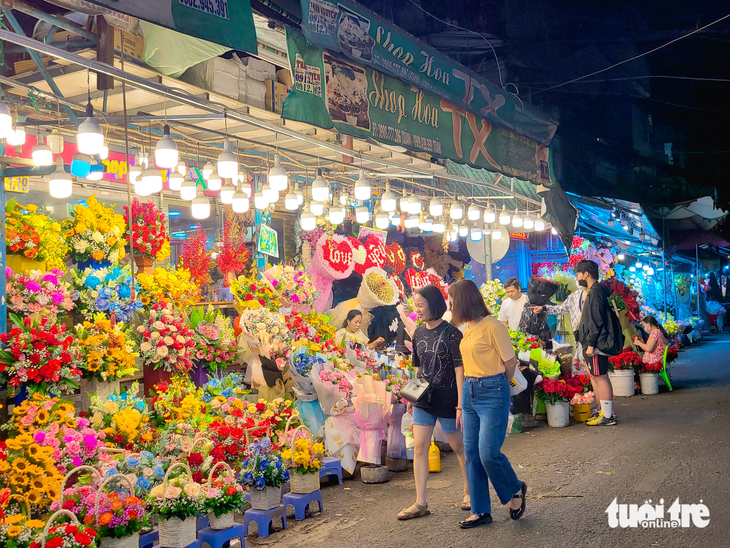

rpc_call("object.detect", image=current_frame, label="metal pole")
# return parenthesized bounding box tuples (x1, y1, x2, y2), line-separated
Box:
(662, 215, 667, 316)
(0, 163, 7, 338)
(121, 32, 135, 296)
(696, 244, 701, 316)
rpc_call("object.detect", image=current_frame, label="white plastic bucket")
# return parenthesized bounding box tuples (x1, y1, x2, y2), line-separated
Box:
(608, 370, 635, 397)
(545, 402, 570, 427)
(639, 373, 659, 395)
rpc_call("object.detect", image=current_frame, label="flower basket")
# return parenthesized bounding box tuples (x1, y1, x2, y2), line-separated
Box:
(158, 516, 197, 548)
(639, 373, 659, 395)
(79, 378, 120, 412)
(208, 512, 235, 530)
(134, 255, 155, 275)
(100, 534, 139, 548)
(249, 486, 281, 511)
(608, 370, 635, 397)
(545, 402, 570, 427)
(282, 423, 324, 493)
(289, 471, 320, 494)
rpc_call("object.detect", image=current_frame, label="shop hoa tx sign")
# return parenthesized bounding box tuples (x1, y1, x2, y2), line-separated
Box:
(257, 224, 279, 258)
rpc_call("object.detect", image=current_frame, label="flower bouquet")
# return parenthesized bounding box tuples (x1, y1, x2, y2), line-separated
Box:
(62, 195, 126, 266)
(189, 307, 239, 378)
(1, 394, 76, 436)
(238, 306, 291, 368)
(123, 198, 170, 263)
(479, 279, 506, 315)
(146, 464, 205, 548)
(132, 303, 196, 376)
(383, 375, 408, 405)
(27, 513, 99, 548)
(0, 314, 82, 396)
(205, 418, 252, 467)
(509, 329, 542, 354)
(72, 266, 142, 323)
(149, 378, 206, 427)
(535, 376, 586, 404)
(136, 266, 201, 313)
(263, 264, 320, 311)
(100, 453, 166, 498)
(5, 200, 69, 270)
(239, 437, 289, 510)
(570, 391, 595, 406)
(319, 368, 353, 399)
(0, 496, 46, 548)
(216, 217, 250, 286)
(201, 463, 246, 529)
(89, 388, 153, 452)
(230, 274, 278, 311)
(201, 374, 250, 403)
(76, 316, 137, 383)
(6, 269, 74, 322)
(33, 417, 108, 475)
(179, 230, 213, 287)
(608, 347, 642, 372)
(280, 428, 324, 494)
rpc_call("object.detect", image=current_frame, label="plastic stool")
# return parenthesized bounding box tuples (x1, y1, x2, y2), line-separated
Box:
(161, 542, 200, 548)
(319, 456, 343, 484)
(197, 524, 245, 548)
(282, 490, 324, 521)
(243, 492, 251, 505)
(196, 517, 210, 531)
(242, 506, 286, 539)
(139, 528, 158, 548)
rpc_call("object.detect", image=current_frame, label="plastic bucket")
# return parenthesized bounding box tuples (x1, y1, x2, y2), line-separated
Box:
(572, 403, 592, 422)
(545, 402, 570, 427)
(608, 370, 635, 397)
(639, 373, 659, 395)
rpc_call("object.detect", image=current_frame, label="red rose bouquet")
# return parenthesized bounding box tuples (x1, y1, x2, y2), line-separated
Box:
(28, 521, 98, 548)
(534, 375, 586, 404)
(0, 314, 81, 395)
(132, 303, 196, 374)
(123, 198, 170, 261)
(608, 347, 642, 372)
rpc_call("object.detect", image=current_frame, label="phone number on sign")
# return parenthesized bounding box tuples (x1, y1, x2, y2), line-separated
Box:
(179, 0, 229, 19)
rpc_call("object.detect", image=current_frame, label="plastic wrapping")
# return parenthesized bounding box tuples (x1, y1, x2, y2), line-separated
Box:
(387, 403, 407, 459)
(519, 277, 559, 338)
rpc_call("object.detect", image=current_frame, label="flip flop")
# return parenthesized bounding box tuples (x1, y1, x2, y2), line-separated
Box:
(397, 504, 431, 520)
(461, 497, 471, 511)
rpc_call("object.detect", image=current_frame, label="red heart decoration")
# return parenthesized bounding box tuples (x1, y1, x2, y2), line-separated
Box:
(405, 268, 431, 292)
(428, 273, 448, 300)
(409, 251, 425, 270)
(321, 238, 354, 274)
(363, 235, 386, 271)
(349, 237, 368, 274)
(385, 243, 406, 275)
(389, 275, 406, 300)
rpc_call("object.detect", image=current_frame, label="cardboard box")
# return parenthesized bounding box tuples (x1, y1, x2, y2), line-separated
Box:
(277, 68, 294, 88)
(265, 80, 291, 114)
(113, 28, 144, 62)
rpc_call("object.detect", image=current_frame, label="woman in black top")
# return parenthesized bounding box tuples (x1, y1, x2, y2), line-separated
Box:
(397, 285, 470, 520)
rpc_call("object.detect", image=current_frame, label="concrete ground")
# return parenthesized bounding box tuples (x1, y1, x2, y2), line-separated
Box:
(250, 332, 730, 548)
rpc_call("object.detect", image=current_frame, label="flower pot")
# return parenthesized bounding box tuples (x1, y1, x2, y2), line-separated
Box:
(158, 516, 196, 548)
(249, 486, 281, 510)
(208, 511, 235, 530)
(545, 402, 570, 427)
(639, 373, 660, 395)
(608, 370, 635, 397)
(572, 403, 592, 422)
(190, 361, 208, 388)
(289, 471, 320, 494)
(5, 254, 46, 274)
(134, 255, 155, 275)
(78, 259, 112, 271)
(79, 378, 120, 412)
(143, 364, 171, 398)
(100, 533, 139, 548)
(361, 464, 389, 483)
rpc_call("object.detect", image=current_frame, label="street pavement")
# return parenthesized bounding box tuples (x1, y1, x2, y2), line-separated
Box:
(253, 332, 730, 547)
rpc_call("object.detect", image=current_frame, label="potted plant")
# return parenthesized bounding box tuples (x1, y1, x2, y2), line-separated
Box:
(239, 437, 289, 510)
(608, 347, 641, 397)
(281, 426, 324, 494)
(146, 463, 204, 548)
(202, 463, 246, 530)
(534, 376, 585, 427)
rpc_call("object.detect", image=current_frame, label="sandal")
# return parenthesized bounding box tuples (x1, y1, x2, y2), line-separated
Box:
(397, 503, 431, 520)
(460, 495, 471, 511)
(510, 481, 527, 520)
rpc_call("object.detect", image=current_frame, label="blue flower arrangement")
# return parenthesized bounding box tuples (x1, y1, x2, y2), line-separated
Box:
(73, 265, 142, 322)
(238, 437, 289, 490)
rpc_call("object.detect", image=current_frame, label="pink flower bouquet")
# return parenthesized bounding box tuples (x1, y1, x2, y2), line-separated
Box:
(133, 302, 196, 374)
(6, 268, 74, 321)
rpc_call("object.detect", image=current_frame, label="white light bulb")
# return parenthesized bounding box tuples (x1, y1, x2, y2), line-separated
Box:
(433, 222, 445, 234)
(630, 266, 636, 272)
(6, 127, 26, 147)
(354, 169, 371, 201)
(311, 169, 329, 202)
(329, 207, 345, 225)
(48, 157, 72, 199)
(177, 161, 187, 176)
(355, 206, 369, 224)
(32, 136, 53, 167)
(285, 190, 299, 211)
(422, 217, 433, 232)
(470, 226, 483, 241)
(191, 194, 210, 219)
(76, 103, 104, 155)
(512, 209, 523, 228)
(300, 203, 316, 231)
(523, 215, 534, 230)
(180, 177, 196, 201)
(399, 195, 410, 213)
(203, 162, 214, 180)
(232, 192, 250, 213)
(492, 227, 503, 240)
(535, 218, 546, 231)
(636, 262, 643, 268)
(647, 267, 655, 276)
(129, 157, 142, 185)
(408, 195, 422, 215)
(268, 154, 288, 191)
(137, 168, 163, 196)
(0, 101, 11, 139)
(458, 225, 469, 238)
(263, 183, 279, 204)
(551, 226, 558, 235)
(499, 205, 511, 225)
(86, 169, 103, 181)
(450, 201, 464, 220)
(483, 205, 496, 224)
(618, 253, 625, 261)
(382, 184, 397, 212)
(254, 191, 268, 210)
(467, 203, 481, 221)
(375, 211, 390, 230)
(169, 170, 184, 191)
(310, 201, 324, 216)
(207, 170, 222, 191)
(483, 225, 492, 236)
(220, 182, 236, 204)
(390, 213, 401, 227)
(217, 139, 238, 179)
(154, 125, 178, 169)
(404, 215, 419, 229)
(429, 197, 443, 217)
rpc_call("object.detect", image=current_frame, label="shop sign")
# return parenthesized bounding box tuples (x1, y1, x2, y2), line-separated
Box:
(299, 0, 557, 145)
(284, 29, 554, 185)
(83, 0, 257, 54)
(509, 232, 528, 241)
(4, 176, 29, 194)
(257, 224, 279, 258)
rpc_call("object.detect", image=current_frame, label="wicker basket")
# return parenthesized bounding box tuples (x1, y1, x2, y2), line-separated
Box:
(158, 516, 197, 548)
(208, 512, 235, 530)
(100, 533, 139, 548)
(289, 471, 320, 494)
(249, 486, 281, 511)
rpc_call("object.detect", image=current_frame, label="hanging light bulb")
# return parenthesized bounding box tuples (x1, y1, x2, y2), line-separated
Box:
(86, 162, 104, 181)
(220, 182, 236, 204)
(422, 217, 433, 232)
(77, 102, 104, 154)
(6, 126, 26, 147)
(354, 170, 371, 201)
(512, 209, 523, 228)
(450, 200, 464, 220)
(418, 213, 427, 231)
(154, 125, 178, 168)
(191, 193, 211, 219)
(551, 226, 558, 235)
(263, 183, 280, 204)
(429, 197, 443, 217)
(300, 202, 316, 231)
(169, 169, 184, 191)
(483, 224, 492, 237)
(433, 220, 446, 234)
(311, 169, 329, 202)
(355, 206, 369, 224)
(46, 128, 64, 154)
(483, 203, 496, 224)
(617, 253, 625, 261)
(408, 194, 422, 215)
(0, 101, 11, 138)
(629, 266, 636, 273)
(207, 170, 222, 192)
(268, 154, 288, 191)
(294, 182, 304, 206)
(310, 201, 324, 216)
(404, 215, 419, 229)
(32, 134, 53, 167)
(448, 227, 458, 242)
(608, 216, 615, 227)
(203, 161, 214, 180)
(48, 158, 72, 199)
(647, 267, 655, 276)
(523, 214, 535, 230)
(232, 192, 250, 213)
(492, 226, 503, 240)
(399, 191, 410, 213)
(499, 205, 511, 225)
(389, 213, 401, 227)
(467, 203, 481, 221)
(129, 155, 142, 185)
(177, 161, 187, 176)
(382, 182, 397, 212)
(254, 190, 268, 210)
(642, 264, 649, 271)
(470, 225, 483, 242)
(217, 138, 238, 179)
(180, 176, 196, 201)
(285, 188, 299, 211)
(636, 262, 643, 268)
(137, 168, 163, 196)
(458, 225, 469, 238)
(139, 152, 149, 168)
(375, 211, 390, 230)
(329, 206, 345, 225)
(535, 217, 546, 231)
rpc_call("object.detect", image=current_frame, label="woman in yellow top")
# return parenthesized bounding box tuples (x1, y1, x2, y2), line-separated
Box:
(335, 309, 385, 350)
(448, 280, 526, 529)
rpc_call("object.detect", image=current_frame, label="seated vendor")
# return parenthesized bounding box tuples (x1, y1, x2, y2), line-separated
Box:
(336, 309, 385, 350)
(633, 316, 668, 366)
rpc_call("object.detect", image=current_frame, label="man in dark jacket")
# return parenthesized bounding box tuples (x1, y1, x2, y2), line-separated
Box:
(575, 260, 617, 426)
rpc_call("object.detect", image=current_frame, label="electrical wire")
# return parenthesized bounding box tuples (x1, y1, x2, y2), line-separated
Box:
(534, 11, 730, 95)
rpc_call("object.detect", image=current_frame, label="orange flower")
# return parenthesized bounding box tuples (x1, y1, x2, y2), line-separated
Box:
(83, 515, 95, 525)
(226, 485, 237, 496)
(125, 496, 141, 506)
(110, 500, 123, 512)
(92, 250, 105, 262)
(98, 512, 113, 526)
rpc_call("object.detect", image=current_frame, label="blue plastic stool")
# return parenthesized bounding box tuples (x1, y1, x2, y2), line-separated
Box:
(282, 490, 324, 521)
(160, 542, 200, 548)
(243, 492, 251, 505)
(319, 456, 343, 484)
(242, 506, 286, 539)
(196, 517, 210, 530)
(197, 524, 245, 548)
(139, 528, 159, 548)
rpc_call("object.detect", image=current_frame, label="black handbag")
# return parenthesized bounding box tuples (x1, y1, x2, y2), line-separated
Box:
(399, 328, 445, 404)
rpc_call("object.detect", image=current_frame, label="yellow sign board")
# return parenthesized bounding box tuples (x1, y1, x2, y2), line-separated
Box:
(4, 176, 30, 193)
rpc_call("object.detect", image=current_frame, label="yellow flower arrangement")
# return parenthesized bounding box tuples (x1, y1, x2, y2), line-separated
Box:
(281, 436, 325, 474)
(151, 376, 208, 426)
(5, 200, 70, 268)
(137, 266, 201, 312)
(75, 315, 138, 382)
(0, 440, 63, 514)
(2, 394, 76, 437)
(62, 195, 127, 264)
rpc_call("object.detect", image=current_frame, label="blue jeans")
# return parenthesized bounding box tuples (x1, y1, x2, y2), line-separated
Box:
(462, 374, 521, 514)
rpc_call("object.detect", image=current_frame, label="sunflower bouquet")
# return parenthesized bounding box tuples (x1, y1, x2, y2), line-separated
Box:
(75, 316, 138, 382)
(1, 394, 76, 436)
(0, 506, 46, 548)
(72, 266, 142, 323)
(136, 266, 201, 312)
(62, 195, 126, 265)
